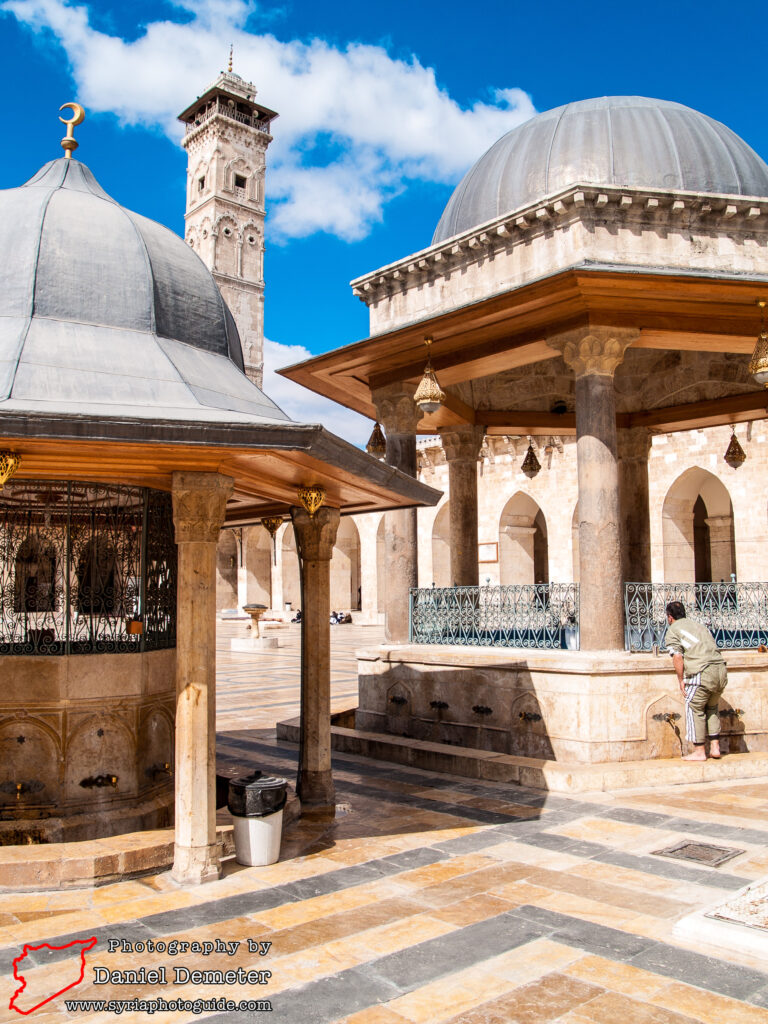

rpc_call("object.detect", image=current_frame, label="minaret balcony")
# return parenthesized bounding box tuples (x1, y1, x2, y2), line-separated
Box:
(185, 99, 272, 136)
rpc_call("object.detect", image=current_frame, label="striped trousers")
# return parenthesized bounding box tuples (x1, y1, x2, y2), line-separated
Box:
(683, 662, 728, 743)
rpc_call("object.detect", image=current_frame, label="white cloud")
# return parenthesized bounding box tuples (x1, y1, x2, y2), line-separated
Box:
(262, 338, 372, 447)
(4, 0, 536, 240)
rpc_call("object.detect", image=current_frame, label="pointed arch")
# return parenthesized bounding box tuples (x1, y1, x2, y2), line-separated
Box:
(662, 467, 736, 582)
(331, 517, 361, 611)
(499, 492, 549, 585)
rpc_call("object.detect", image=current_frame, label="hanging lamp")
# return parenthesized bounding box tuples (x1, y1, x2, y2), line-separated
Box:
(521, 438, 541, 479)
(365, 421, 387, 459)
(414, 337, 445, 414)
(749, 300, 768, 387)
(723, 425, 747, 469)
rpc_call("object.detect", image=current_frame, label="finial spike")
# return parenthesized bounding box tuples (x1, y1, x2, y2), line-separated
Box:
(228, 44, 233, 73)
(59, 102, 85, 159)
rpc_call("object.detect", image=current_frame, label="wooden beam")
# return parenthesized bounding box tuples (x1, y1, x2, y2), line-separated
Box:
(482, 411, 577, 435)
(635, 329, 755, 353)
(619, 391, 768, 432)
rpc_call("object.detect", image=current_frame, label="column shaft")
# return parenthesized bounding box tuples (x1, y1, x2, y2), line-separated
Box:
(291, 505, 340, 809)
(441, 426, 484, 587)
(617, 427, 652, 584)
(575, 373, 624, 650)
(374, 385, 420, 644)
(171, 472, 233, 885)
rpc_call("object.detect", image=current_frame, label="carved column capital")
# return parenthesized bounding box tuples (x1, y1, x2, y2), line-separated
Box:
(550, 326, 640, 378)
(172, 472, 233, 544)
(439, 425, 485, 464)
(290, 506, 340, 562)
(372, 383, 420, 435)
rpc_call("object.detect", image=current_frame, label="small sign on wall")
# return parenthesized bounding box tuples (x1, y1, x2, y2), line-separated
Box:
(478, 542, 498, 563)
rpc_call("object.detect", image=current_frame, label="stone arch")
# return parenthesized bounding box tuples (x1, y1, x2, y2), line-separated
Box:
(224, 156, 256, 200)
(377, 516, 387, 613)
(245, 525, 272, 607)
(240, 220, 262, 279)
(0, 716, 61, 809)
(331, 517, 361, 611)
(662, 467, 736, 582)
(190, 159, 208, 202)
(213, 214, 238, 276)
(432, 502, 451, 587)
(282, 524, 301, 613)
(64, 712, 136, 799)
(137, 706, 174, 790)
(499, 493, 549, 585)
(216, 529, 238, 611)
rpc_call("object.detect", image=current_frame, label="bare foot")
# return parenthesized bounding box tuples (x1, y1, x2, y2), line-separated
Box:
(682, 750, 707, 761)
(709, 742, 721, 759)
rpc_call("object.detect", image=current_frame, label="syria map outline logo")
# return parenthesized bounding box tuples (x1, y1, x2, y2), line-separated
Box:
(9, 936, 97, 1015)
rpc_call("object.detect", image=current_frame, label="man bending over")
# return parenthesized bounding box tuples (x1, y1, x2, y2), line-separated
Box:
(664, 601, 728, 761)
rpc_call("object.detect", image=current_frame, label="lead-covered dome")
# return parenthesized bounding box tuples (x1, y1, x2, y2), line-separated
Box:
(0, 157, 289, 423)
(434, 96, 768, 244)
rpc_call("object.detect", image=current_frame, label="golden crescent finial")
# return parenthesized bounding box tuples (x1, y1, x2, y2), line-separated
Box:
(228, 44, 233, 73)
(58, 102, 85, 159)
(59, 102, 85, 127)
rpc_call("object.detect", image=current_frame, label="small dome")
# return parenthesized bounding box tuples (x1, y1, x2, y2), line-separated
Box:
(434, 96, 768, 243)
(0, 158, 289, 423)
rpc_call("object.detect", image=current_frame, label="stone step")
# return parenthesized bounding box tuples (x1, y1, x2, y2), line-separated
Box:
(276, 713, 768, 793)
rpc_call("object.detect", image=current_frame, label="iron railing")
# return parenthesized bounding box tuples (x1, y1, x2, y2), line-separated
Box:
(625, 582, 768, 652)
(184, 101, 272, 135)
(410, 583, 579, 649)
(0, 481, 176, 655)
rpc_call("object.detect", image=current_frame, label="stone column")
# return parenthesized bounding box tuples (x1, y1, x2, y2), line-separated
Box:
(617, 426, 652, 584)
(291, 505, 340, 809)
(440, 425, 485, 587)
(373, 384, 420, 643)
(171, 471, 233, 885)
(554, 328, 639, 650)
(270, 527, 284, 616)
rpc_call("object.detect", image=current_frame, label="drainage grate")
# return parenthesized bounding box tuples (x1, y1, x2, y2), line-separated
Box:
(651, 840, 744, 867)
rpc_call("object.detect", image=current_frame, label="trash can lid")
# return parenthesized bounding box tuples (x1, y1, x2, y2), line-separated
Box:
(229, 772, 287, 792)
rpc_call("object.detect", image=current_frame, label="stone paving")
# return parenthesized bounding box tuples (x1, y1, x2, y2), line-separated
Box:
(2, 622, 768, 1022)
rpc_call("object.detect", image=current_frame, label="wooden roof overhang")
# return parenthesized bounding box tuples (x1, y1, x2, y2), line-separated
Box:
(0, 416, 441, 525)
(279, 266, 768, 436)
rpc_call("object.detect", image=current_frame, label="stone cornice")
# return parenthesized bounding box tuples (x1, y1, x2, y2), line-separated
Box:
(350, 183, 768, 306)
(181, 113, 273, 150)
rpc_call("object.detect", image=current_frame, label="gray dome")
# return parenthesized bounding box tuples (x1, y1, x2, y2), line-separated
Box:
(434, 96, 768, 243)
(0, 158, 289, 424)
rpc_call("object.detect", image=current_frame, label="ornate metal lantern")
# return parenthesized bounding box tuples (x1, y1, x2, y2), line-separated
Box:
(749, 300, 768, 387)
(521, 440, 541, 479)
(261, 516, 283, 564)
(0, 452, 21, 487)
(724, 426, 747, 469)
(298, 484, 325, 517)
(365, 421, 387, 459)
(414, 337, 445, 414)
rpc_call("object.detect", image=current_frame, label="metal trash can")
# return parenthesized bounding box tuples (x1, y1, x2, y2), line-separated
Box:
(227, 772, 288, 866)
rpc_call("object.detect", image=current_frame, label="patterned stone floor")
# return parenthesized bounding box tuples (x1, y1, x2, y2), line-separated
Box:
(2, 622, 768, 1023)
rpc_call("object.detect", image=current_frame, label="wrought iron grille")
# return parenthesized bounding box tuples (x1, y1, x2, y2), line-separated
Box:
(0, 481, 176, 655)
(625, 582, 768, 652)
(410, 584, 579, 649)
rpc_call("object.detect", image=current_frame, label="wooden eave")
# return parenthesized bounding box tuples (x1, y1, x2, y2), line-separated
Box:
(0, 431, 440, 523)
(278, 266, 768, 434)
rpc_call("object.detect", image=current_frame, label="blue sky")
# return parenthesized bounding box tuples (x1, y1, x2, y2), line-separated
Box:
(2, 0, 767, 438)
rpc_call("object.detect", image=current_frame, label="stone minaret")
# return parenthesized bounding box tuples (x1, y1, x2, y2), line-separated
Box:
(179, 69, 278, 387)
